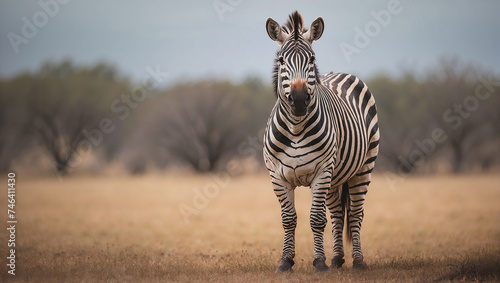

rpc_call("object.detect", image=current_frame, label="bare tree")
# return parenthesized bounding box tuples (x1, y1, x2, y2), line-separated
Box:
(33, 109, 90, 174)
(369, 58, 500, 174)
(18, 61, 129, 175)
(423, 58, 497, 173)
(153, 81, 247, 172)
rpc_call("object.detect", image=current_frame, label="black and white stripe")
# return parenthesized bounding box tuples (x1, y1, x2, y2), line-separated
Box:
(264, 11, 380, 273)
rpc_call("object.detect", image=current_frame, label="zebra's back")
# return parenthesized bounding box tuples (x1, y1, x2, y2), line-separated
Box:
(321, 72, 378, 135)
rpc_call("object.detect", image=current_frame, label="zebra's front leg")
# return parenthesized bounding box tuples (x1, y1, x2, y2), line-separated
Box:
(348, 174, 370, 269)
(272, 179, 297, 273)
(310, 171, 332, 273)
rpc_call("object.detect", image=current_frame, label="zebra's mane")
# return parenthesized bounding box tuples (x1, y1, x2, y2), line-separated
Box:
(284, 11, 306, 41)
(272, 11, 321, 98)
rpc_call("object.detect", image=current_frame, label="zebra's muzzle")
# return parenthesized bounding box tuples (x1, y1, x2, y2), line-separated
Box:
(288, 83, 311, 116)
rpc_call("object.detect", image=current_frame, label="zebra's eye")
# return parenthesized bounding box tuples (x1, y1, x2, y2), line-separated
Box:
(310, 56, 315, 64)
(278, 56, 285, 65)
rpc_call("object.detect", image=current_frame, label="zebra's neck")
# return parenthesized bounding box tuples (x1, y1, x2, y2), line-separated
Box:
(276, 86, 326, 136)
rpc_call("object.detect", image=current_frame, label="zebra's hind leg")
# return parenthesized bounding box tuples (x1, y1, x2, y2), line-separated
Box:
(272, 179, 297, 273)
(347, 173, 371, 270)
(326, 184, 345, 269)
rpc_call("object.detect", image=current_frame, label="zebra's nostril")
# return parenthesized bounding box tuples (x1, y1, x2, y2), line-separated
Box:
(287, 95, 294, 105)
(305, 95, 311, 106)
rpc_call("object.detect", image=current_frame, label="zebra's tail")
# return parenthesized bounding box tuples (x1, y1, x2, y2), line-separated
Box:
(341, 183, 352, 243)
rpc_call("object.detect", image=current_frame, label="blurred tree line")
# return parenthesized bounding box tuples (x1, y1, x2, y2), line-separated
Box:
(0, 59, 498, 176)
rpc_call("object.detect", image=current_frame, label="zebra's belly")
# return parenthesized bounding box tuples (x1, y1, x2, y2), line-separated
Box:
(282, 162, 315, 187)
(271, 151, 331, 187)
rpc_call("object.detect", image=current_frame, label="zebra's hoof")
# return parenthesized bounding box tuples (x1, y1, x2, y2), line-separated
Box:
(275, 258, 294, 273)
(353, 259, 368, 270)
(331, 256, 345, 269)
(313, 258, 330, 273)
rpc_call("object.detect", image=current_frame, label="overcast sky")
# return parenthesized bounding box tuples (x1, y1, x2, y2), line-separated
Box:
(1, 0, 499, 85)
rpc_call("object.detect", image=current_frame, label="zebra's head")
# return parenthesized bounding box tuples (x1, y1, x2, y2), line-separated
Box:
(266, 11, 324, 117)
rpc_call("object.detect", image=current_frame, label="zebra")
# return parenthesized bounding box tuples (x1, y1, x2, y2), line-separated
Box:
(263, 11, 380, 273)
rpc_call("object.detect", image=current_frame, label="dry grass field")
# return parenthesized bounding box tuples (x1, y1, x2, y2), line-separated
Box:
(0, 173, 498, 282)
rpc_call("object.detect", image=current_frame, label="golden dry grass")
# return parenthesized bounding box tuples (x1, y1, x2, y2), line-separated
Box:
(0, 173, 498, 282)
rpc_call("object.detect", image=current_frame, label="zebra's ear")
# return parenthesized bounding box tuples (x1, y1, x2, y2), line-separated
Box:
(304, 17, 324, 44)
(266, 18, 286, 45)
